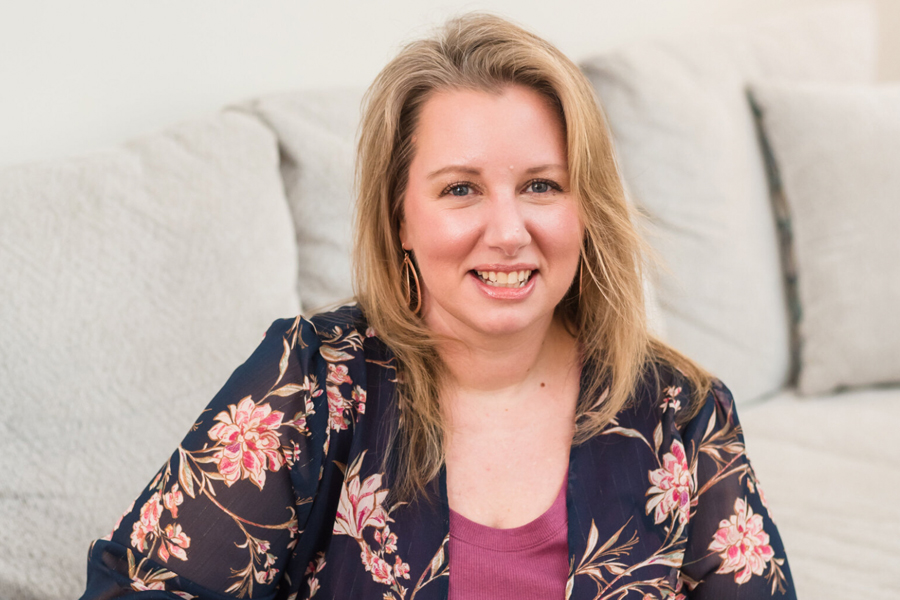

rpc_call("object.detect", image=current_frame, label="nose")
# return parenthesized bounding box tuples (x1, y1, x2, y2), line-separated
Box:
(482, 190, 531, 256)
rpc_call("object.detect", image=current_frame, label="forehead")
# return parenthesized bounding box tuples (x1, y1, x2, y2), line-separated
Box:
(411, 84, 567, 169)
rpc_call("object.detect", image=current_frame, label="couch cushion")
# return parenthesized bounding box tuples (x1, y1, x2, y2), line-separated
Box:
(0, 111, 300, 598)
(740, 385, 900, 599)
(235, 88, 364, 312)
(747, 81, 900, 395)
(579, 1, 877, 404)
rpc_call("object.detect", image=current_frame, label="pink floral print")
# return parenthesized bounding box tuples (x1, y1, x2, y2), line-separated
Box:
(333, 453, 390, 539)
(331, 451, 420, 599)
(327, 363, 353, 385)
(662, 386, 682, 412)
(129, 490, 191, 563)
(163, 484, 183, 518)
(708, 497, 775, 584)
(158, 523, 190, 562)
(327, 386, 352, 432)
(130, 492, 162, 552)
(207, 396, 285, 490)
(319, 325, 366, 435)
(646, 440, 694, 525)
(352, 385, 367, 415)
(304, 551, 326, 598)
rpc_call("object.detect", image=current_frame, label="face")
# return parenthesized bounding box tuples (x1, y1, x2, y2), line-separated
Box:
(399, 84, 583, 340)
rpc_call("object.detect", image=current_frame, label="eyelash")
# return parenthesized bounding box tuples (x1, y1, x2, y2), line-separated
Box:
(439, 178, 563, 197)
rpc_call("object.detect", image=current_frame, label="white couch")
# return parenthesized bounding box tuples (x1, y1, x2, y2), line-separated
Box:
(1, 2, 897, 598)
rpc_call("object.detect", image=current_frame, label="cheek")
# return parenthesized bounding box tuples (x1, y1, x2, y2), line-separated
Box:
(420, 218, 481, 271)
(404, 203, 481, 275)
(530, 204, 584, 260)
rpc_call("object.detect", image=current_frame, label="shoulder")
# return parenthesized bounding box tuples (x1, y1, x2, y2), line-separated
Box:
(262, 303, 372, 358)
(251, 304, 376, 466)
(305, 303, 383, 365)
(631, 358, 736, 429)
(631, 359, 692, 411)
(237, 306, 376, 412)
(270, 303, 369, 342)
(306, 303, 369, 338)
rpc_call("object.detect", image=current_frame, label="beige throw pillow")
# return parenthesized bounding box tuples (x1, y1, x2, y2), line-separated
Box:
(748, 81, 900, 395)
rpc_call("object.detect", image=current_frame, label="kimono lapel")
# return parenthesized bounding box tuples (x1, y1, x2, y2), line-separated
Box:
(564, 392, 685, 600)
(331, 332, 451, 600)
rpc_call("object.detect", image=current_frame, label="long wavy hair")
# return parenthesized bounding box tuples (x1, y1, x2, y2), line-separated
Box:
(352, 12, 712, 502)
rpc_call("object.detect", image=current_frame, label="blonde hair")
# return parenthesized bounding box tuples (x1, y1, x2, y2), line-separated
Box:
(353, 12, 712, 502)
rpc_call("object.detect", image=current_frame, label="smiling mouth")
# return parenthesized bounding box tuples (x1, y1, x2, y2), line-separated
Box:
(472, 269, 535, 288)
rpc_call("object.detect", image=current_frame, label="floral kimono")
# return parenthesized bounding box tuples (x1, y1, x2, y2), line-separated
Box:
(81, 304, 796, 600)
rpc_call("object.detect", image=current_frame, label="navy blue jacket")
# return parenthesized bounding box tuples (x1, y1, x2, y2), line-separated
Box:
(82, 305, 795, 600)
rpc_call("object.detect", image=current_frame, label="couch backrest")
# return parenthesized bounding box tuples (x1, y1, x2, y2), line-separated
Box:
(0, 110, 300, 598)
(580, 0, 877, 403)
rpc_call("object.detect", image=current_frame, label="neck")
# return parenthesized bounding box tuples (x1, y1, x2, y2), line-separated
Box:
(434, 313, 580, 399)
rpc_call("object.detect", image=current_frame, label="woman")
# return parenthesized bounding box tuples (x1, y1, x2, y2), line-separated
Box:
(81, 13, 796, 600)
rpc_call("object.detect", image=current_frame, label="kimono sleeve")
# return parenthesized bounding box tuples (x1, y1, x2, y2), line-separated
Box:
(679, 379, 797, 599)
(80, 315, 328, 600)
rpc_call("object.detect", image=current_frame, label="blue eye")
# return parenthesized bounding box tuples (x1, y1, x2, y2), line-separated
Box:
(441, 182, 473, 197)
(527, 179, 559, 194)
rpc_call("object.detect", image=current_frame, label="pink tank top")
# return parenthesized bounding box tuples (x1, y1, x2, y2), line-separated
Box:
(448, 480, 569, 600)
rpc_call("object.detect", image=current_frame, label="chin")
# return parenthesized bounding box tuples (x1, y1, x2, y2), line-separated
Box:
(465, 307, 550, 337)
(422, 286, 560, 339)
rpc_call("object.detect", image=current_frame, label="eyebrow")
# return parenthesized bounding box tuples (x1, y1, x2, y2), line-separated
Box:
(426, 163, 567, 179)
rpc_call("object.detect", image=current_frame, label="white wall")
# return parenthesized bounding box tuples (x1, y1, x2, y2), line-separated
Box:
(1, 0, 896, 168)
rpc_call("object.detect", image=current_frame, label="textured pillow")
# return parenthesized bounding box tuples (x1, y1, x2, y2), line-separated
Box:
(747, 81, 900, 395)
(0, 111, 300, 598)
(579, 1, 877, 404)
(235, 88, 364, 311)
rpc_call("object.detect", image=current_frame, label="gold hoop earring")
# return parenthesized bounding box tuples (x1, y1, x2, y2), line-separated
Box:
(402, 250, 422, 314)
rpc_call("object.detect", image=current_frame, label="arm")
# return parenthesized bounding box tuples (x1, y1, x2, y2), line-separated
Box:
(81, 316, 327, 600)
(679, 380, 797, 599)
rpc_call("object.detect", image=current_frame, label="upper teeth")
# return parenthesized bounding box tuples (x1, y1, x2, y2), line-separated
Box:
(476, 270, 533, 287)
